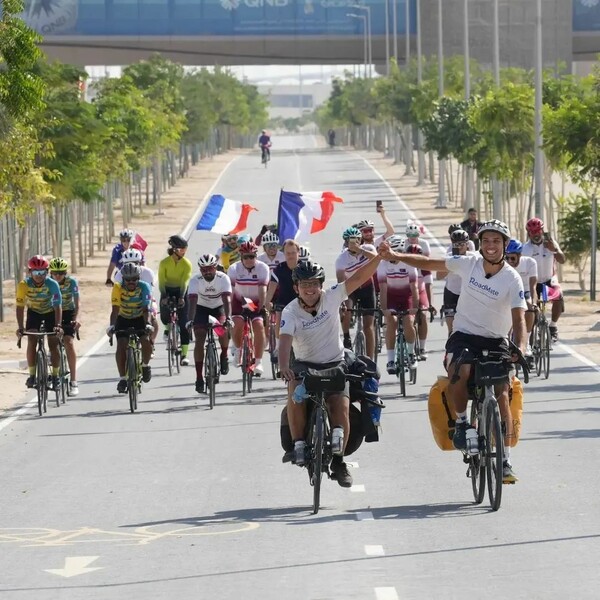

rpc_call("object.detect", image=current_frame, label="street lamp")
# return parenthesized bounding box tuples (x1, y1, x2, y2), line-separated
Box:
(436, 0, 447, 208)
(464, 0, 473, 210)
(347, 13, 368, 78)
(534, 0, 544, 220)
(416, 0, 425, 185)
(350, 4, 372, 77)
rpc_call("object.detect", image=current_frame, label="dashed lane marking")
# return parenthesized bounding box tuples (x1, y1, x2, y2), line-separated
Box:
(375, 587, 399, 600)
(364, 545, 385, 556)
(356, 511, 374, 521)
(351, 485, 366, 493)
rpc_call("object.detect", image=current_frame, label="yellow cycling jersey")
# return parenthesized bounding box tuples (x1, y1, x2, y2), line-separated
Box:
(158, 255, 192, 296)
(219, 246, 240, 270)
(111, 281, 152, 319)
(56, 276, 79, 312)
(16, 277, 62, 314)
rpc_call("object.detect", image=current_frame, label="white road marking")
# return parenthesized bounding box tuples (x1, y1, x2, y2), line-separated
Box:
(356, 511, 374, 521)
(44, 556, 103, 578)
(351, 484, 366, 493)
(375, 587, 399, 600)
(346, 461, 359, 468)
(556, 342, 600, 374)
(364, 545, 385, 556)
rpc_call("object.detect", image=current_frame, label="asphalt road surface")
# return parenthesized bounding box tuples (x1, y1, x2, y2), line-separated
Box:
(1, 136, 599, 599)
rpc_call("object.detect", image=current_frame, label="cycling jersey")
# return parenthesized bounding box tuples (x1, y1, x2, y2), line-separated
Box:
(227, 260, 270, 302)
(514, 256, 538, 293)
(111, 281, 152, 319)
(158, 255, 192, 296)
(16, 277, 62, 313)
(377, 260, 418, 311)
(258, 134, 271, 147)
(521, 241, 556, 282)
(110, 242, 143, 268)
(188, 272, 232, 309)
(280, 282, 348, 364)
(217, 245, 240, 270)
(271, 262, 296, 308)
(56, 276, 79, 312)
(445, 254, 525, 338)
(335, 244, 376, 288)
(258, 250, 285, 271)
(114, 266, 155, 288)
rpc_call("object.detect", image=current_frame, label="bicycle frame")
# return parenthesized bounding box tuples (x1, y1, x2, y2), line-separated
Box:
(167, 298, 181, 376)
(241, 313, 255, 396)
(204, 321, 220, 409)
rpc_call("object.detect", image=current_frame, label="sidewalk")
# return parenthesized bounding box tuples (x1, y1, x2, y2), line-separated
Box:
(357, 149, 600, 368)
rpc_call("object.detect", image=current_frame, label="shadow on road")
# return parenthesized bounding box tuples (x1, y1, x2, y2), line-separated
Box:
(522, 428, 600, 440)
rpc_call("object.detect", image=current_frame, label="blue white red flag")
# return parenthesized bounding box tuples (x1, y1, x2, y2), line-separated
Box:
(195, 194, 257, 235)
(277, 190, 343, 242)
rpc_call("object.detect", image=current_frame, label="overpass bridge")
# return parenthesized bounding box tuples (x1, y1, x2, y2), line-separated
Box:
(21, 0, 600, 66)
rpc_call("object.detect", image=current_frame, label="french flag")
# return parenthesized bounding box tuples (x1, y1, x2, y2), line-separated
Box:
(277, 190, 343, 242)
(131, 232, 147, 251)
(196, 194, 257, 235)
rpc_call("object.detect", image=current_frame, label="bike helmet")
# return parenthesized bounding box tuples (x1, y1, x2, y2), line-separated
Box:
(49, 257, 68, 272)
(261, 231, 279, 246)
(238, 234, 253, 244)
(121, 263, 141, 280)
(239, 241, 258, 255)
(343, 226, 361, 241)
(406, 243, 423, 255)
(198, 253, 218, 267)
(450, 229, 470, 244)
(405, 222, 420, 238)
(506, 239, 523, 254)
(299, 245, 311, 260)
(387, 235, 405, 253)
(119, 228, 134, 239)
(28, 255, 49, 270)
(168, 234, 188, 249)
(121, 248, 143, 264)
(448, 223, 463, 235)
(356, 219, 375, 231)
(526, 217, 544, 235)
(477, 219, 511, 241)
(292, 260, 325, 283)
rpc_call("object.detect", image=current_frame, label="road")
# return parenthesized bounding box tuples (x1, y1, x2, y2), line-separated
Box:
(1, 136, 599, 599)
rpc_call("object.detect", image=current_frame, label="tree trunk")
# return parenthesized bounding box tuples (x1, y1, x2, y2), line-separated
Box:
(67, 204, 78, 274)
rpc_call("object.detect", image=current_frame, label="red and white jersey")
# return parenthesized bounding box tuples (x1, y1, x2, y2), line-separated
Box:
(227, 260, 270, 302)
(522, 241, 555, 282)
(377, 260, 418, 290)
(335, 244, 376, 277)
(188, 271, 232, 309)
(258, 250, 285, 272)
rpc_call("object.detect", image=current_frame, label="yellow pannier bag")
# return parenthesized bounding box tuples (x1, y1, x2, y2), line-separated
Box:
(428, 375, 524, 451)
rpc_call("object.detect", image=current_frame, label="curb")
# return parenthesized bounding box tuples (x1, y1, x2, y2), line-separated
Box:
(0, 359, 28, 370)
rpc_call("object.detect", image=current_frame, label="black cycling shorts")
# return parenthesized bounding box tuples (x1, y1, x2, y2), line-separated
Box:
(349, 283, 376, 315)
(292, 359, 349, 400)
(61, 310, 76, 337)
(443, 288, 460, 311)
(194, 305, 226, 329)
(115, 315, 147, 340)
(26, 310, 56, 332)
(445, 331, 510, 366)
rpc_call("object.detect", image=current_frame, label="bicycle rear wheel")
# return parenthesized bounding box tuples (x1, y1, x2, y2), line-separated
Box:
(127, 347, 138, 413)
(485, 400, 504, 511)
(469, 400, 485, 504)
(533, 321, 542, 377)
(206, 343, 217, 409)
(354, 330, 366, 358)
(36, 349, 47, 416)
(309, 405, 325, 515)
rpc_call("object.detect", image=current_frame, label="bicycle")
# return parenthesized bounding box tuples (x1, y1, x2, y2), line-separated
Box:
(240, 310, 256, 396)
(531, 285, 551, 380)
(166, 297, 181, 377)
(268, 309, 278, 380)
(260, 145, 270, 168)
(452, 347, 529, 511)
(18, 322, 58, 416)
(389, 309, 418, 396)
(413, 306, 435, 364)
(56, 335, 70, 405)
(204, 316, 223, 409)
(111, 328, 145, 413)
(375, 294, 383, 357)
(347, 304, 366, 358)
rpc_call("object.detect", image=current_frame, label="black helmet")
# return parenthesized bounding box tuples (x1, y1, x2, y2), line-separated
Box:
(121, 263, 141, 280)
(168, 234, 188, 249)
(450, 229, 470, 244)
(448, 223, 463, 235)
(292, 260, 325, 283)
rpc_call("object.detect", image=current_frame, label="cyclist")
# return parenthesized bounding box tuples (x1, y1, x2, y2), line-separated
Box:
(258, 231, 284, 271)
(522, 217, 565, 342)
(377, 236, 420, 374)
(258, 129, 271, 162)
(228, 240, 270, 376)
(328, 128, 336, 147)
(49, 257, 80, 396)
(298, 246, 311, 262)
(278, 244, 390, 488)
(448, 223, 476, 251)
(16, 256, 63, 390)
(217, 234, 241, 270)
(505, 239, 537, 359)
(107, 263, 153, 393)
(105, 228, 142, 286)
(335, 226, 377, 358)
(158, 234, 193, 366)
(187, 254, 232, 394)
(115, 249, 159, 348)
(355, 204, 395, 247)
(386, 220, 526, 483)
(460, 208, 483, 250)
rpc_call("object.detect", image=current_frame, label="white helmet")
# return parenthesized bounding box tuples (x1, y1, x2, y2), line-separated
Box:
(477, 219, 511, 241)
(198, 253, 218, 267)
(299, 245, 311, 260)
(388, 235, 405, 253)
(261, 231, 279, 246)
(122, 248, 143, 264)
(355, 219, 375, 231)
(119, 228, 134, 239)
(405, 222, 420, 238)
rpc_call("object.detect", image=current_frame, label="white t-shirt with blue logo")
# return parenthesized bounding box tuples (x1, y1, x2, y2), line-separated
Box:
(279, 282, 348, 364)
(445, 254, 526, 338)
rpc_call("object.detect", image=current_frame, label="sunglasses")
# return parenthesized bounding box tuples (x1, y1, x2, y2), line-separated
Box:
(52, 271, 67, 276)
(120, 238, 131, 242)
(123, 276, 140, 282)
(506, 256, 519, 262)
(31, 269, 47, 276)
(361, 228, 374, 234)
(298, 281, 321, 289)
(242, 254, 256, 259)
(263, 243, 278, 249)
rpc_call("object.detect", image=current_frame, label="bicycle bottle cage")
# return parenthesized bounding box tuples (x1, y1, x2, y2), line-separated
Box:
(303, 367, 346, 393)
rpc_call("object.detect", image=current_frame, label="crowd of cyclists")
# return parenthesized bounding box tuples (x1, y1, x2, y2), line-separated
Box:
(15, 197, 566, 487)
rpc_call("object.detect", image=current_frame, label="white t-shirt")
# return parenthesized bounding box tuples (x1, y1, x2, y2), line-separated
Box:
(445, 254, 526, 338)
(335, 244, 376, 278)
(280, 282, 348, 364)
(114, 265, 155, 289)
(227, 260, 270, 302)
(522, 241, 556, 282)
(444, 248, 477, 295)
(515, 256, 538, 293)
(188, 271, 232, 309)
(258, 250, 285, 271)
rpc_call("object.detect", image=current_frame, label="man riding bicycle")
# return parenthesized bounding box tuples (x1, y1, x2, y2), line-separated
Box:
(258, 130, 271, 162)
(217, 234, 241, 270)
(16, 255, 63, 390)
(386, 220, 527, 483)
(187, 253, 232, 394)
(107, 263, 154, 393)
(278, 244, 390, 488)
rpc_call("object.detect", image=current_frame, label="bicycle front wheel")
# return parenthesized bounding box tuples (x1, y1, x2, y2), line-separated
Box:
(167, 335, 173, 377)
(127, 347, 138, 413)
(533, 321, 542, 377)
(206, 343, 217, 409)
(36, 349, 47, 416)
(269, 326, 277, 380)
(354, 330, 366, 358)
(397, 335, 406, 397)
(59, 346, 69, 404)
(309, 406, 325, 515)
(469, 400, 485, 504)
(242, 340, 249, 397)
(485, 400, 504, 511)
(541, 322, 551, 380)
(172, 326, 181, 375)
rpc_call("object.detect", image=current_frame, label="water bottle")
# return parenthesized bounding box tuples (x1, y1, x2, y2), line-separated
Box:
(331, 426, 344, 455)
(368, 404, 382, 427)
(364, 377, 381, 426)
(292, 382, 308, 404)
(466, 427, 479, 455)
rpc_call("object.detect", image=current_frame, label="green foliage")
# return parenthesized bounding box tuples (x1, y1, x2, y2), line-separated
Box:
(558, 194, 600, 261)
